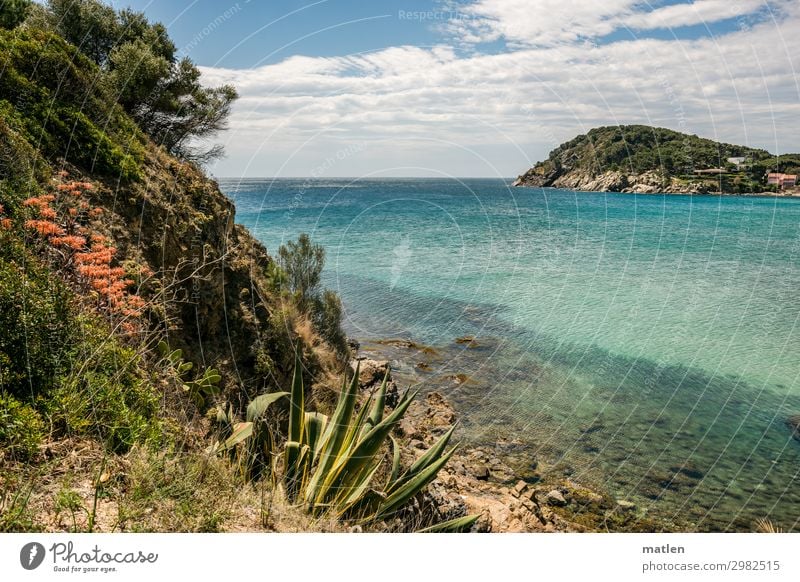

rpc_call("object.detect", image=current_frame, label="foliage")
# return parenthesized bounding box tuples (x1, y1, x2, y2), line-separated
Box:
(157, 340, 221, 410)
(0, 27, 143, 181)
(49, 316, 162, 452)
(278, 234, 348, 357)
(0, 392, 45, 460)
(48, 0, 237, 162)
(278, 234, 325, 309)
(0, 0, 31, 29)
(531, 125, 784, 186)
(218, 357, 474, 529)
(0, 231, 74, 399)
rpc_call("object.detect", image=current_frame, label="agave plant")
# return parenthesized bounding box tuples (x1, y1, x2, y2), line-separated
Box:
(282, 357, 463, 523)
(218, 356, 477, 530)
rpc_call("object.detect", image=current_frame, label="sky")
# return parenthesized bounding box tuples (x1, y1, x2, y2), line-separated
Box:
(108, 0, 800, 178)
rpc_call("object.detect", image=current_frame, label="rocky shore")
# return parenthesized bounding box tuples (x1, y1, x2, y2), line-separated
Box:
(511, 168, 797, 197)
(351, 355, 655, 532)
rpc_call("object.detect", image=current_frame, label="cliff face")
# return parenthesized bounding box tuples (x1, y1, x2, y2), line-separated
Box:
(0, 27, 335, 414)
(513, 125, 773, 194)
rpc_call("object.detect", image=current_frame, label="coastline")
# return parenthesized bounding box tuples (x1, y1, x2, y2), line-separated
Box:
(512, 184, 800, 198)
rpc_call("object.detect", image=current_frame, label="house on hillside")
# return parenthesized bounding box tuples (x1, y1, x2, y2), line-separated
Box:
(767, 173, 798, 189)
(727, 157, 747, 170)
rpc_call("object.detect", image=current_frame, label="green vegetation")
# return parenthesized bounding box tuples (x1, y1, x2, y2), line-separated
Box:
(278, 234, 349, 357)
(48, 0, 237, 163)
(0, 0, 462, 534)
(217, 358, 477, 531)
(520, 125, 799, 194)
(0, 0, 31, 29)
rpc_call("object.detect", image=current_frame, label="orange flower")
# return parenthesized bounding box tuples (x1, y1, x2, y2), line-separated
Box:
(1, 218, 12, 230)
(50, 235, 86, 250)
(25, 220, 64, 237)
(39, 207, 57, 220)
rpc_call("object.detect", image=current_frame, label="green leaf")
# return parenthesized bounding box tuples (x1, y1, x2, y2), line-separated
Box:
(416, 514, 479, 533)
(221, 422, 253, 450)
(288, 353, 305, 444)
(246, 391, 288, 422)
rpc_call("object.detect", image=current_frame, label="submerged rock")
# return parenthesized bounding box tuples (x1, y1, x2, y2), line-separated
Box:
(786, 414, 800, 441)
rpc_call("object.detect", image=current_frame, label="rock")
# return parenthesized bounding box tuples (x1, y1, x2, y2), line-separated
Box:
(512, 480, 528, 498)
(546, 490, 567, 507)
(472, 465, 491, 481)
(350, 358, 389, 388)
(347, 338, 360, 353)
(397, 418, 418, 439)
(455, 336, 478, 348)
(385, 380, 399, 409)
(786, 414, 800, 441)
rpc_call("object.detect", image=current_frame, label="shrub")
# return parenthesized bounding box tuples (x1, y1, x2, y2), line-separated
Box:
(217, 358, 478, 531)
(0, 0, 31, 29)
(49, 316, 163, 452)
(278, 234, 348, 357)
(0, 234, 74, 400)
(0, 392, 44, 460)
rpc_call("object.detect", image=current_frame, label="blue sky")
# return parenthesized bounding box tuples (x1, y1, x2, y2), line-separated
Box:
(108, 1, 800, 177)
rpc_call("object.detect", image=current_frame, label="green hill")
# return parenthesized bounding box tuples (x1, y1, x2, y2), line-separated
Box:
(513, 125, 798, 194)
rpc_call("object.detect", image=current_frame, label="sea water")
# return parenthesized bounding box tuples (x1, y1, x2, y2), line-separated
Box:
(223, 177, 800, 531)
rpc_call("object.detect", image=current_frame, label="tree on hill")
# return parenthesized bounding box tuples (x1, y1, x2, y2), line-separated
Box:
(48, 0, 237, 163)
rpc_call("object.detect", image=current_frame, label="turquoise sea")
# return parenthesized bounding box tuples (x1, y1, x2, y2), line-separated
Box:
(222, 178, 800, 532)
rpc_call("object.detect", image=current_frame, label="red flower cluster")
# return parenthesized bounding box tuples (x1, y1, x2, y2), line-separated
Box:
(23, 172, 145, 321)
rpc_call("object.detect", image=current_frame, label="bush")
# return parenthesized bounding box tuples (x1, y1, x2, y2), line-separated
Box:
(0, 234, 74, 400)
(278, 234, 348, 357)
(0, 392, 44, 460)
(49, 317, 163, 452)
(0, 0, 31, 29)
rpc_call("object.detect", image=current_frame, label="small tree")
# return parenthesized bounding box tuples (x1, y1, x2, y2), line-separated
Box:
(0, 0, 32, 29)
(278, 234, 348, 356)
(278, 234, 325, 311)
(48, 0, 237, 163)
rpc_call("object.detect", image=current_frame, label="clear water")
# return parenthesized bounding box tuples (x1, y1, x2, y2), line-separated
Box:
(222, 177, 800, 531)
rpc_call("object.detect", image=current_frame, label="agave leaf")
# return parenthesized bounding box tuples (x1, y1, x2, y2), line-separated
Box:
(336, 457, 385, 512)
(284, 440, 308, 503)
(416, 514, 479, 533)
(387, 434, 402, 488)
(288, 354, 305, 444)
(376, 446, 457, 520)
(246, 391, 289, 422)
(304, 412, 327, 463)
(221, 422, 253, 450)
(388, 425, 456, 494)
(319, 390, 416, 505)
(305, 365, 360, 505)
(366, 372, 388, 429)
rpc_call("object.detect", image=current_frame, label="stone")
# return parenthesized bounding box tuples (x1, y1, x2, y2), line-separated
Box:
(786, 414, 800, 441)
(546, 490, 567, 507)
(397, 419, 418, 438)
(472, 465, 491, 481)
(350, 358, 389, 388)
(512, 480, 528, 498)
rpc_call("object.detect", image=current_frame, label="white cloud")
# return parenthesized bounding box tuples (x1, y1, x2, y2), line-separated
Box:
(202, 3, 800, 177)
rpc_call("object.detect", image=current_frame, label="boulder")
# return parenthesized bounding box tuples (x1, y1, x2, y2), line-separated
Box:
(786, 414, 800, 441)
(545, 490, 567, 507)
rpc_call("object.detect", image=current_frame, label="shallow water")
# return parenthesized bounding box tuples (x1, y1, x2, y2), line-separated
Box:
(223, 177, 800, 531)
